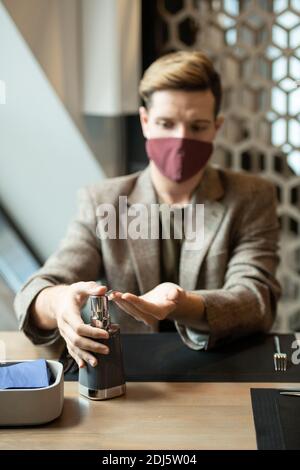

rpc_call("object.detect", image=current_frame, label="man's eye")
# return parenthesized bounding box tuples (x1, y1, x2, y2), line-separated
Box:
(159, 121, 173, 129)
(191, 126, 207, 132)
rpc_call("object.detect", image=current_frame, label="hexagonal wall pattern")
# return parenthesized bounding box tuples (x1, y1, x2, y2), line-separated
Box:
(156, 0, 300, 332)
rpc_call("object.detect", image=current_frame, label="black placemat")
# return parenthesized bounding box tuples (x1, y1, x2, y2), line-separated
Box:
(251, 388, 300, 449)
(61, 332, 300, 382)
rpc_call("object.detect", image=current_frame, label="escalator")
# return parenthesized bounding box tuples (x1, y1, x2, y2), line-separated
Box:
(0, 208, 40, 330)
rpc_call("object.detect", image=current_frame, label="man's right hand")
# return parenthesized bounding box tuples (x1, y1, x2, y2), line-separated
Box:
(31, 281, 110, 368)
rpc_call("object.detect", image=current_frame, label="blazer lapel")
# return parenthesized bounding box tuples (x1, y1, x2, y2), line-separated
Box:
(179, 165, 226, 291)
(126, 166, 161, 294)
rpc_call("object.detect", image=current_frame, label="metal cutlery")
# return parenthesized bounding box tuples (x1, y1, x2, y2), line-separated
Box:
(280, 391, 300, 396)
(273, 335, 287, 371)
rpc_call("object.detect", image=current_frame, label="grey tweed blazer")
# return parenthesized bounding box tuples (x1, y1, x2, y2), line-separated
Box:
(14, 164, 281, 350)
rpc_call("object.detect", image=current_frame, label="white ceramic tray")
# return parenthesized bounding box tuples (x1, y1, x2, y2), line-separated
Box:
(0, 360, 64, 426)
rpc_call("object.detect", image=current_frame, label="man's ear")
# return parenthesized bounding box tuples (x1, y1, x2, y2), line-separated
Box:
(215, 114, 224, 132)
(139, 106, 149, 139)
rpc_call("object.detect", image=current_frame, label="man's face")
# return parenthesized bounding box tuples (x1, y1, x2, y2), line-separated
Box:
(139, 89, 223, 142)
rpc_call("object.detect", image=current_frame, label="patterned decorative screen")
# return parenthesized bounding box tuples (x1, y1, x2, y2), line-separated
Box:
(156, 0, 300, 332)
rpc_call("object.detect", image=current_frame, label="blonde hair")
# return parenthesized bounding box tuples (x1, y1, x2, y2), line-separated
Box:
(139, 50, 222, 117)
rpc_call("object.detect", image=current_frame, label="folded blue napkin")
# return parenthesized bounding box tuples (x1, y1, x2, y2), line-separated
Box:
(0, 359, 51, 389)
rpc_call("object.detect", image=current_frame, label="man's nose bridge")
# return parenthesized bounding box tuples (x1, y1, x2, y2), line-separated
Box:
(175, 123, 189, 138)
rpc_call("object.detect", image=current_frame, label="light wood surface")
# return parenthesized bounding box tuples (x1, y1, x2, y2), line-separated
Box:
(0, 332, 299, 450)
(0, 331, 64, 360)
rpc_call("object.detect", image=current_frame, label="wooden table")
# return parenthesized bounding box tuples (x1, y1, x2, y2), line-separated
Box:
(1, 332, 299, 450)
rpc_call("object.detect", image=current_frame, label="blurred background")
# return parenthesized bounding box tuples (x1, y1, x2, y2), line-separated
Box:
(0, 0, 299, 333)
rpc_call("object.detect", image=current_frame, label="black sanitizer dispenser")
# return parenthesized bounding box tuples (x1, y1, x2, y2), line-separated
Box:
(79, 294, 126, 400)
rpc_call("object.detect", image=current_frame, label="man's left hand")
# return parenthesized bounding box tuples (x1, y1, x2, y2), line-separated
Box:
(109, 282, 186, 326)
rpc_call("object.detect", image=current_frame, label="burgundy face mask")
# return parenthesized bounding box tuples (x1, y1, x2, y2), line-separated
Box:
(145, 137, 213, 183)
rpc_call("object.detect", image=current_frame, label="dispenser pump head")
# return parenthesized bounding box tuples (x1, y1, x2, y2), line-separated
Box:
(90, 295, 110, 331)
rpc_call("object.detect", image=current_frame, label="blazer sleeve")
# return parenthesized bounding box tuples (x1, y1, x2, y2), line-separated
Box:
(14, 186, 103, 345)
(176, 181, 282, 350)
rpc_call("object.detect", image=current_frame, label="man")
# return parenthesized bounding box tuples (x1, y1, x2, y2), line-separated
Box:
(14, 50, 281, 369)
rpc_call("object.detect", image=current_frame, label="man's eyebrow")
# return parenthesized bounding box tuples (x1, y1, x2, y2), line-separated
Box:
(190, 119, 211, 123)
(155, 116, 174, 120)
(155, 117, 211, 123)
